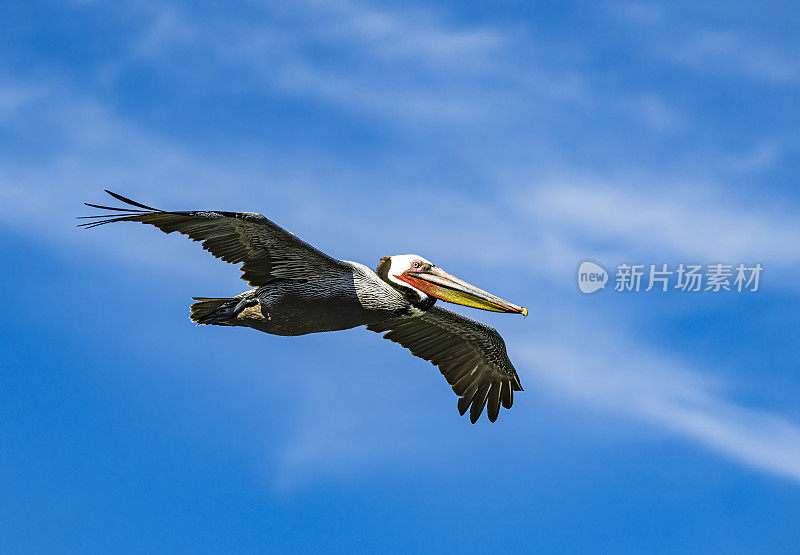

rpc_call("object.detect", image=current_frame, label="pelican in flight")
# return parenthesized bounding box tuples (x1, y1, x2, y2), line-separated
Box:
(81, 191, 527, 423)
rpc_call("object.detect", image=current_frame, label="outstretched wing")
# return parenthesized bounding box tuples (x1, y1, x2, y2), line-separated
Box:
(367, 306, 523, 423)
(80, 190, 345, 285)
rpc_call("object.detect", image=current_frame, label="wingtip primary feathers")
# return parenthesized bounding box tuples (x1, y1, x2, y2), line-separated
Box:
(78, 190, 162, 229)
(103, 190, 160, 211)
(457, 379, 514, 424)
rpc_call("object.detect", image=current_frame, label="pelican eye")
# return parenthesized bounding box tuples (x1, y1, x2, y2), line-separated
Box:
(412, 262, 420, 268)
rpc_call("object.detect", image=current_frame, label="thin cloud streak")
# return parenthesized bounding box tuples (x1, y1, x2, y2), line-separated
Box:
(667, 30, 799, 84)
(122, 0, 687, 131)
(609, 2, 800, 84)
(519, 322, 800, 483)
(123, 0, 516, 124)
(515, 176, 800, 267)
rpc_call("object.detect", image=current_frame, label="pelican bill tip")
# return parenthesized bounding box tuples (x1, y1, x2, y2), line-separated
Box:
(521, 307, 528, 318)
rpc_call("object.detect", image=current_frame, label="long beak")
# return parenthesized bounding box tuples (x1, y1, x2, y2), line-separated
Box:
(396, 266, 528, 316)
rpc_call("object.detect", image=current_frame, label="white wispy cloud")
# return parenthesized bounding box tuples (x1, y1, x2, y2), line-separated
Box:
(667, 29, 799, 84)
(118, 0, 701, 134)
(294, 0, 506, 68)
(518, 319, 800, 483)
(609, 2, 800, 84)
(515, 175, 800, 267)
(120, 0, 515, 123)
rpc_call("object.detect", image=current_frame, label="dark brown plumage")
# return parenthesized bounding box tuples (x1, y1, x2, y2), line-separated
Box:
(367, 307, 522, 423)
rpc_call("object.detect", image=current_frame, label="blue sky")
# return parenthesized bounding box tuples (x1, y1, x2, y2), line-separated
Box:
(2, 0, 800, 552)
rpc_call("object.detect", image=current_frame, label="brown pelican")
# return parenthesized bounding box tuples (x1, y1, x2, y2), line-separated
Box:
(80, 191, 528, 423)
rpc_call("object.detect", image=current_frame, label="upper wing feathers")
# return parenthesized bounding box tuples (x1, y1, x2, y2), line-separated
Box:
(367, 306, 522, 423)
(80, 190, 345, 285)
